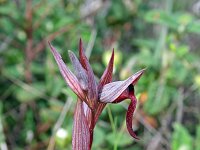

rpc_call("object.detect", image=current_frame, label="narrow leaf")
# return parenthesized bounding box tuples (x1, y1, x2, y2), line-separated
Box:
(49, 43, 85, 100)
(99, 69, 145, 103)
(68, 50, 88, 91)
(72, 99, 90, 150)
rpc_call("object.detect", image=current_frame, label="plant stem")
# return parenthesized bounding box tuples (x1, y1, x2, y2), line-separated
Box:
(0, 102, 8, 150)
(154, 0, 173, 64)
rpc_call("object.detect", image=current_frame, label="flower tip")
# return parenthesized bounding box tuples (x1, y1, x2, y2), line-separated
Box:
(135, 136, 140, 140)
(133, 136, 140, 141)
(68, 50, 73, 56)
(109, 48, 114, 63)
(136, 68, 146, 77)
(141, 67, 147, 72)
(112, 48, 115, 53)
(79, 38, 85, 57)
(48, 41, 52, 48)
(48, 42, 56, 54)
(68, 50, 76, 61)
(111, 48, 115, 58)
(129, 131, 140, 140)
(140, 68, 146, 74)
(79, 38, 83, 50)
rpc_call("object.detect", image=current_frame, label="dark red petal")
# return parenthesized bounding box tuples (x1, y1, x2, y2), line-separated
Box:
(79, 38, 87, 69)
(131, 68, 146, 85)
(72, 99, 90, 150)
(95, 49, 114, 124)
(98, 49, 114, 89)
(68, 50, 88, 91)
(48, 42, 85, 100)
(112, 88, 129, 103)
(79, 39, 98, 109)
(126, 95, 139, 140)
(99, 69, 145, 103)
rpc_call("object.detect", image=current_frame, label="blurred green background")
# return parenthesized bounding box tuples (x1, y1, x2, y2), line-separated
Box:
(0, 0, 200, 149)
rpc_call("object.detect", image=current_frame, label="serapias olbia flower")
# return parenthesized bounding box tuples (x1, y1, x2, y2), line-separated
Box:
(49, 39, 145, 150)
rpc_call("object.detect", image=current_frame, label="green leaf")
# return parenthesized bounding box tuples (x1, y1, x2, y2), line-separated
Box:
(62, 88, 77, 100)
(0, 102, 6, 147)
(40, 108, 60, 122)
(132, 38, 156, 49)
(92, 125, 106, 148)
(2, 64, 24, 79)
(144, 10, 178, 29)
(195, 125, 200, 150)
(187, 21, 200, 33)
(171, 123, 193, 150)
(144, 10, 200, 33)
(144, 82, 172, 115)
(15, 82, 45, 102)
(106, 131, 133, 147)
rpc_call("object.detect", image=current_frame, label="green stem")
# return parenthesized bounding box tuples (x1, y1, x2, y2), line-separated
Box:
(154, 0, 174, 65)
(107, 106, 116, 133)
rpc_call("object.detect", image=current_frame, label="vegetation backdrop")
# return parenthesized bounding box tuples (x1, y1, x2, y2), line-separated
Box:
(0, 0, 200, 149)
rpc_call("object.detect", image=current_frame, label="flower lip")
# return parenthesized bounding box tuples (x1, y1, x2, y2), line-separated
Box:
(126, 94, 140, 140)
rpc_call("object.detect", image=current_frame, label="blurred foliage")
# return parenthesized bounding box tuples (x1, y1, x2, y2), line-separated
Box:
(0, 0, 200, 149)
(172, 123, 193, 150)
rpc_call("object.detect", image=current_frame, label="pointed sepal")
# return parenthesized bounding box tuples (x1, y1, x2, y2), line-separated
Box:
(95, 49, 114, 124)
(68, 50, 88, 91)
(99, 69, 145, 103)
(79, 39, 98, 109)
(48, 42, 85, 100)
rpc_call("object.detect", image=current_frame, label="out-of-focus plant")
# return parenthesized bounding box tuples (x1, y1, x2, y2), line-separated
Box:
(1, 0, 200, 149)
(49, 39, 145, 149)
(172, 123, 193, 150)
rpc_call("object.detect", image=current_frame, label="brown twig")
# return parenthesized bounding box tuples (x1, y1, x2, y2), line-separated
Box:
(24, 0, 33, 83)
(33, 1, 53, 29)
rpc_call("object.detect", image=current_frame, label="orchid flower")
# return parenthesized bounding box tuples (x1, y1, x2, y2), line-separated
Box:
(49, 39, 145, 150)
